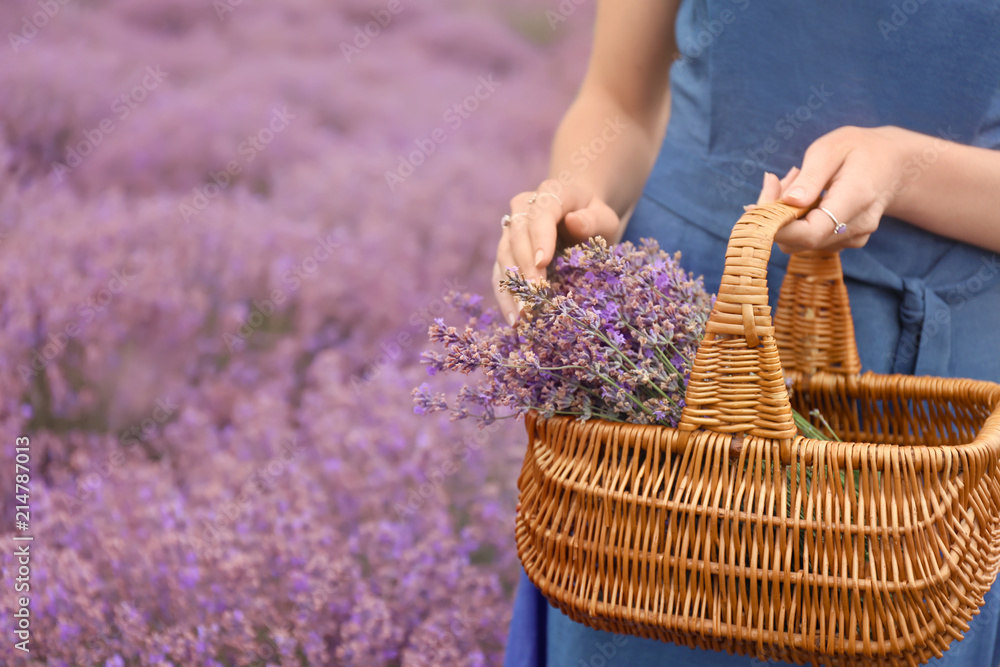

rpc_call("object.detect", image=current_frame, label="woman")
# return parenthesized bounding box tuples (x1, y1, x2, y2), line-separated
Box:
(496, 1, 1000, 665)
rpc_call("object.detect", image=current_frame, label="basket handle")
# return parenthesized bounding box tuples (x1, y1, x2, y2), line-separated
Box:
(677, 200, 860, 441)
(774, 250, 862, 378)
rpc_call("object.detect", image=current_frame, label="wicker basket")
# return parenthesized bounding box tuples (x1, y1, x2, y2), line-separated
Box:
(515, 201, 1000, 666)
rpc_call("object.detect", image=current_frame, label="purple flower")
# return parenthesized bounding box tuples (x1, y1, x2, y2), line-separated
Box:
(414, 238, 713, 427)
(0, 4, 627, 663)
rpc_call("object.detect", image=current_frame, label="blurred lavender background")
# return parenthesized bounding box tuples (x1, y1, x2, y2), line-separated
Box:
(0, 1, 593, 663)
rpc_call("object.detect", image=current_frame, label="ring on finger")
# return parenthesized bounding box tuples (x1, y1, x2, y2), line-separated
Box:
(527, 191, 563, 207)
(819, 206, 847, 235)
(500, 212, 528, 229)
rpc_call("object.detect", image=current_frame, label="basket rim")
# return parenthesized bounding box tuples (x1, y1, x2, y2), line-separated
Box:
(525, 369, 1000, 463)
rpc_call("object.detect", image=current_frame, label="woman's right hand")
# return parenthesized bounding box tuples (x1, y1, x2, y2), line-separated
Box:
(494, 179, 621, 325)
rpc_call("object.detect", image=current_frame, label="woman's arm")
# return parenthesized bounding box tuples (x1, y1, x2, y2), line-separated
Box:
(882, 128, 1000, 252)
(771, 125, 1000, 254)
(548, 0, 679, 220)
(494, 0, 681, 323)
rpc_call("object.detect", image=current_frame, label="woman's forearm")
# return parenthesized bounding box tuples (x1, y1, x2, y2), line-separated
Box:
(887, 127, 1000, 253)
(543, 0, 680, 229)
(547, 86, 669, 225)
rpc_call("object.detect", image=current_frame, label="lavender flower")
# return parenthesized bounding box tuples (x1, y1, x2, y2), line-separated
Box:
(0, 0, 593, 663)
(414, 237, 714, 427)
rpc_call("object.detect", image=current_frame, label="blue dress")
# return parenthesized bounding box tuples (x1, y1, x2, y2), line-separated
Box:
(504, 1, 1000, 665)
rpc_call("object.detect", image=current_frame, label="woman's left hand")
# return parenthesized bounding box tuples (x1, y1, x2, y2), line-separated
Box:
(753, 125, 926, 254)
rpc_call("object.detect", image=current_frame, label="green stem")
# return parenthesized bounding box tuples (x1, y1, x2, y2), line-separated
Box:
(522, 291, 644, 374)
(791, 409, 828, 441)
(809, 408, 841, 441)
(495, 360, 608, 404)
(496, 360, 656, 418)
(617, 320, 683, 407)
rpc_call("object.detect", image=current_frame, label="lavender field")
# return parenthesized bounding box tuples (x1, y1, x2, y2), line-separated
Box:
(0, 1, 594, 663)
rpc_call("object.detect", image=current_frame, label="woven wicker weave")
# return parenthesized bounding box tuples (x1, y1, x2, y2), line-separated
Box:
(515, 201, 1000, 666)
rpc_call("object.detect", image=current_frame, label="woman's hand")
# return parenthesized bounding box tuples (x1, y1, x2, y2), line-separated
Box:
(753, 126, 930, 254)
(494, 180, 620, 325)
(490, 0, 683, 323)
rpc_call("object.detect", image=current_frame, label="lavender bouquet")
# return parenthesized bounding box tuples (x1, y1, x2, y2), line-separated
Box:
(412, 237, 714, 427)
(413, 236, 838, 439)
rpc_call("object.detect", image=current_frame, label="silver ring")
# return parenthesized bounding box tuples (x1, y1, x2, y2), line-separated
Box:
(527, 191, 562, 207)
(501, 212, 528, 229)
(819, 206, 847, 235)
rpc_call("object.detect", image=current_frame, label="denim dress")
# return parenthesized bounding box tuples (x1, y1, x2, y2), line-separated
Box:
(504, 1, 1000, 665)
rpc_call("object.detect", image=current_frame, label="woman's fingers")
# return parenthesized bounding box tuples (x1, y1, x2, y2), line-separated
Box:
(754, 172, 783, 206)
(494, 229, 524, 325)
(506, 181, 577, 282)
(780, 136, 846, 208)
(562, 197, 620, 245)
(506, 200, 541, 280)
(746, 166, 872, 254)
(519, 181, 620, 272)
(774, 136, 844, 249)
(520, 184, 568, 273)
(777, 153, 884, 252)
(745, 168, 795, 213)
(774, 127, 894, 253)
(496, 181, 621, 325)
(778, 166, 800, 191)
(496, 183, 567, 326)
